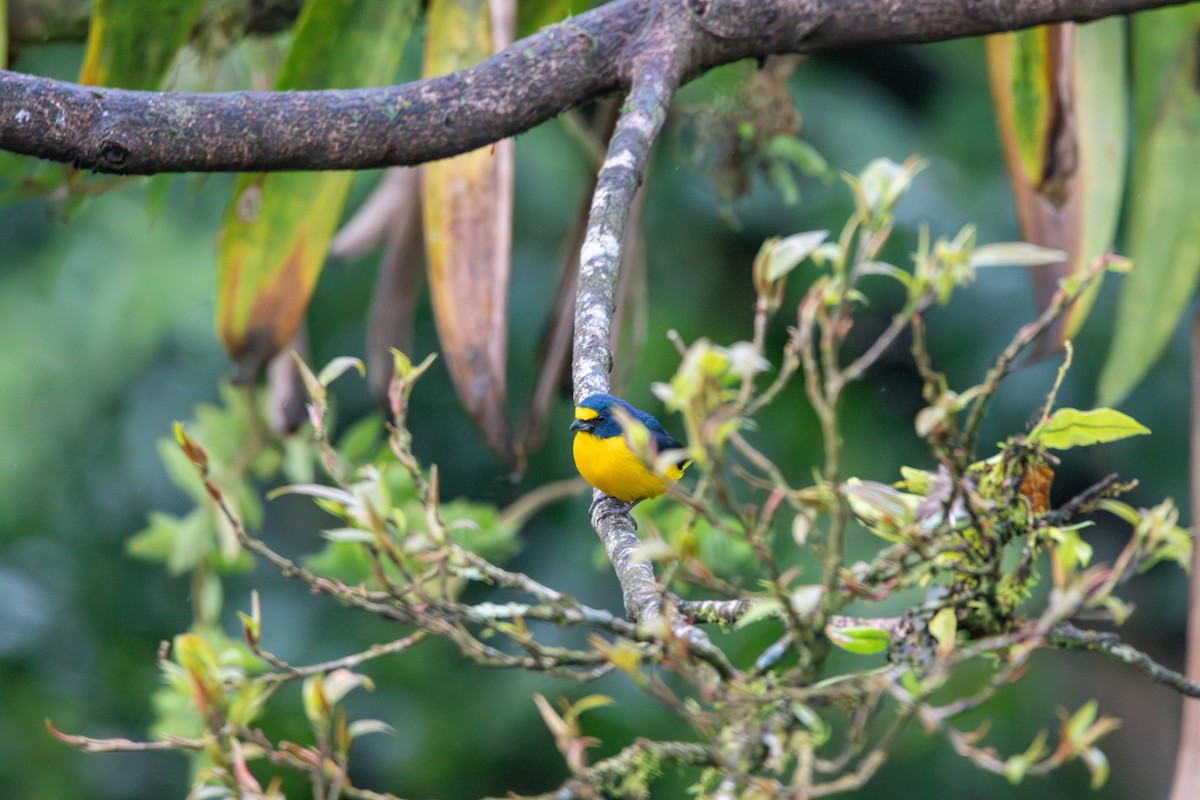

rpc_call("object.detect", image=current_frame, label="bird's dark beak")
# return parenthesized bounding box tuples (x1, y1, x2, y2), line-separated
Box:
(569, 419, 588, 433)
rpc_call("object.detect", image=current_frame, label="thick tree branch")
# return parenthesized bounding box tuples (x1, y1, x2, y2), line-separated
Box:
(0, 0, 1190, 175)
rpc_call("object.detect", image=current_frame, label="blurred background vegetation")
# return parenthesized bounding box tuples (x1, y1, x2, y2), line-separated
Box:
(0, 6, 1191, 799)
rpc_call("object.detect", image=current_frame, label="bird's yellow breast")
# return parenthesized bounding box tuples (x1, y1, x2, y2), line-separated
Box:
(572, 431, 682, 503)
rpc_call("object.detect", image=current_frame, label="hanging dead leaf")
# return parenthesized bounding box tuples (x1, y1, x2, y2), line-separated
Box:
(422, 0, 515, 463)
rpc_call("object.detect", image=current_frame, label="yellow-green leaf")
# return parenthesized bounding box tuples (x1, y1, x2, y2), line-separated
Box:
(826, 624, 890, 655)
(423, 0, 515, 461)
(928, 607, 957, 655)
(1028, 407, 1150, 450)
(217, 0, 419, 380)
(567, 694, 615, 723)
(1098, 4, 1200, 405)
(79, 0, 203, 89)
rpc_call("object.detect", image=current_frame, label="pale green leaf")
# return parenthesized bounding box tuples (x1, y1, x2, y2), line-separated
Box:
(348, 719, 395, 739)
(269, 483, 358, 507)
(969, 242, 1067, 268)
(1028, 407, 1150, 450)
(317, 356, 366, 388)
(734, 598, 783, 629)
(765, 231, 829, 281)
(321, 527, 376, 543)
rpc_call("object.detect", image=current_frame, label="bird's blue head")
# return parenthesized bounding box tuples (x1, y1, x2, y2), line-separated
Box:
(569, 393, 630, 439)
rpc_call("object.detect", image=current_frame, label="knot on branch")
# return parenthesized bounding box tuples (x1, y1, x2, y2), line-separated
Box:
(94, 138, 130, 169)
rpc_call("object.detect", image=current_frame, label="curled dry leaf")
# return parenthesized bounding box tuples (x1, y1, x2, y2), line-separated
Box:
(266, 321, 310, 435)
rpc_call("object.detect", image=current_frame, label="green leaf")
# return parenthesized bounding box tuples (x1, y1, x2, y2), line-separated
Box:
(217, 0, 420, 380)
(1048, 524, 1094, 574)
(1028, 407, 1150, 450)
(198, 571, 223, 624)
(765, 134, 830, 178)
(1064, 700, 1099, 743)
(79, 0, 204, 89)
(1098, 4, 1200, 405)
(126, 511, 185, 564)
(826, 624, 890, 655)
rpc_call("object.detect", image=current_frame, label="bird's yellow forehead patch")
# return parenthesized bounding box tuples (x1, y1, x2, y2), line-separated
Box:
(574, 406, 599, 421)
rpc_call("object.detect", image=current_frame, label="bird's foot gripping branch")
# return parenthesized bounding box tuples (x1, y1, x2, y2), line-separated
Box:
(54, 160, 1195, 799)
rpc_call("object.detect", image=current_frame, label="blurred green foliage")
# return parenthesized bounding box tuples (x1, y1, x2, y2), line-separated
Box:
(0, 17, 1192, 800)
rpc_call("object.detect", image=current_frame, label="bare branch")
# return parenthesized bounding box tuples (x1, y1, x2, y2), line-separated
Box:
(1053, 623, 1200, 698)
(0, 0, 1189, 174)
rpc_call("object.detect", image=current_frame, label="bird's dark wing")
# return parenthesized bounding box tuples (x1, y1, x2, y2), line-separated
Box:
(634, 408, 685, 452)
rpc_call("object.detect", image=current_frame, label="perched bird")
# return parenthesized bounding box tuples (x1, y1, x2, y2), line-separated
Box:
(570, 393, 688, 519)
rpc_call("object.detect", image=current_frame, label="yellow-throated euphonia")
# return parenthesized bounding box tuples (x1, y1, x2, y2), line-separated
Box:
(570, 393, 688, 518)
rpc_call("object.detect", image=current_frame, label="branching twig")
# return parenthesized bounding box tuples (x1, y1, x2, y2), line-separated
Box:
(1052, 623, 1200, 698)
(961, 256, 1109, 455)
(497, 738, 716, 800)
